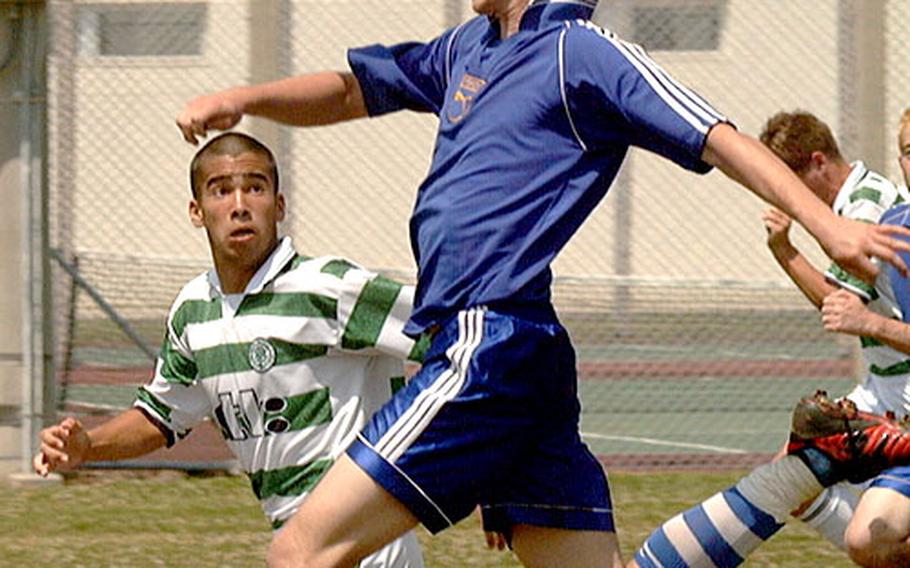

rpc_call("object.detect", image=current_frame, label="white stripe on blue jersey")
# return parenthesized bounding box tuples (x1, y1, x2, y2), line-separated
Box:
(558, 26, 588, 151)
(580, 20, 723, 134)
(626, 41, 726, 124)
(444, 22, 467, 86)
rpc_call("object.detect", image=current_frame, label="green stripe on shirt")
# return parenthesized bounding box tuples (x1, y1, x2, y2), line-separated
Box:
(249, 459, 333, 500)
(135, 386, 173, 421)
(263, 388, 333, 433)
(871, 360, 910, 377)
(159, 340, 198, 385)
(172, 299, 222, 338)
(849, 187, 882, 204)
(237, 292, 337, 319)
(408, 332, 431, 363)
(195, 339, 328, 379)
(826, 263, 878, 300)
(320, 259, 357, 279)
(342, 276, 403, 350)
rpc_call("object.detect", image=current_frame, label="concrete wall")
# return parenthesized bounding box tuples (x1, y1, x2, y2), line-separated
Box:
(47, 0, 910, 311)
(0, 3, 23, 473)
(22, 1, 910, 470)
(0, 1, 44, 475)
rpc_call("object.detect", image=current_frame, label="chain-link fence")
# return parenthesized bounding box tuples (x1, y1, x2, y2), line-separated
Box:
(45, 0, 910, 469)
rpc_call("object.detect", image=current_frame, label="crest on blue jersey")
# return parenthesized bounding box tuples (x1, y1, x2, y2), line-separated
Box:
(447, 73, 486, 124)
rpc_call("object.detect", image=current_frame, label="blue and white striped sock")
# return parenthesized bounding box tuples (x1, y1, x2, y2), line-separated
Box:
(634, 486, 783, 568)
(633, 456, 823, 568)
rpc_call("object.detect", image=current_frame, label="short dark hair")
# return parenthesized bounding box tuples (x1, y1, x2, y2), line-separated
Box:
(189, 132, 279, 198)
(759, 111, 842, 173)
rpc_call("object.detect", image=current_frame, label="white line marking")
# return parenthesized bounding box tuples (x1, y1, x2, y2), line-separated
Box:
(581, 431, 748, 454)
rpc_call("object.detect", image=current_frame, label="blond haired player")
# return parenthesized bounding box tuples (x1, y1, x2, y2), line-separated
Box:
(899, 107, 910, 193)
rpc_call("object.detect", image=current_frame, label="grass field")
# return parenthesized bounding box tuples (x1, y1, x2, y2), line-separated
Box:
(0, 469, 853, 567)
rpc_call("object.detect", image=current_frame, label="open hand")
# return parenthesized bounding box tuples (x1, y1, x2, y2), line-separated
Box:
(823, 217, 910, 284)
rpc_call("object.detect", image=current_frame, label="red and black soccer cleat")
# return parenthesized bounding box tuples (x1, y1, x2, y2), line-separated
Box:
(787, 390, 910, 485)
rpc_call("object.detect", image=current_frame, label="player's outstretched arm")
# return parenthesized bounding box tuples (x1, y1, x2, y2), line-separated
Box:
(762, 207, 836, 309)
(33, 409, 167, 476)
(702, 123, 910, 283)
(176, 71, 368, 145)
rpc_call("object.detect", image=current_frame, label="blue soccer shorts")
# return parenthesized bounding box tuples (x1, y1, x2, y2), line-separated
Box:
(347, 303, 614, 534)
(870, 466, 910, 499)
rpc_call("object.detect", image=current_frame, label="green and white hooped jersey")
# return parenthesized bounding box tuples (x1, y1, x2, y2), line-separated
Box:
(831, 162, 908, 224)
(826, 162, 910, 299)
(833, 258, 910, 416)
(824, 163, 910, 381)
(133, 237, 425, 527)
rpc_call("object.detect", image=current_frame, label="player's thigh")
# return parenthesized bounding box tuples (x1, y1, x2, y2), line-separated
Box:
(511, 524, 623, 568)
(846, 483, 910, 549)
(270, 454, 419, 567)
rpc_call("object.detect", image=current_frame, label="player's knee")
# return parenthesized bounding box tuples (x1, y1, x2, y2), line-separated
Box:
(845, 519, 870, 563)
(267, 525, 360, 568)
(844, 519, 884, 567)
(266, 527, 322, 568)
(266, 530, 299, 568)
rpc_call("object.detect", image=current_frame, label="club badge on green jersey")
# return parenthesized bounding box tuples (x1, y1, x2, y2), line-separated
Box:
(249, 337, 276, 373)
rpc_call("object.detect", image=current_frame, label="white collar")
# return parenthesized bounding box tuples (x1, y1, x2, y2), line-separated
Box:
(832, 161, 867, 213)
(207, 236, 296, 299)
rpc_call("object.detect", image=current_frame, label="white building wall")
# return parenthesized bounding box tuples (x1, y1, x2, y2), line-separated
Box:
(54, 1, 910, 305)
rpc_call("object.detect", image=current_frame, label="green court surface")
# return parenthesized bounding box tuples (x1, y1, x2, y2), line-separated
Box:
(575, 339, 846, 362)
(64, 384, 139, 411)
(579, 376, 857, 457)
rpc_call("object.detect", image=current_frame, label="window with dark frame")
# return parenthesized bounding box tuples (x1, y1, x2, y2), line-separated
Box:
(77, 3, 206, 57)
(630, 3, 723, 52)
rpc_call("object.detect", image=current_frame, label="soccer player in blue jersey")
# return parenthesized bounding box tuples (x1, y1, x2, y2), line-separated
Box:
(176, 1, 910, 566)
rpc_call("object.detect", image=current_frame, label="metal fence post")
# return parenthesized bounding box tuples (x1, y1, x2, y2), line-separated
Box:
(19, 0, 51, 476)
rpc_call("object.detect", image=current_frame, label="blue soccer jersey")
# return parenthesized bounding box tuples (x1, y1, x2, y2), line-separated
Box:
(348, 0, 727, 335)
(883, 203, 910, 318)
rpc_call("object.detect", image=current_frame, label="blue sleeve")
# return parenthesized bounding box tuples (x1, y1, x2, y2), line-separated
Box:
(882, 204, 910, 321)
(347, 27, 459, 117)
(891, 263, 910, 322)
(562, 24, 726, 173)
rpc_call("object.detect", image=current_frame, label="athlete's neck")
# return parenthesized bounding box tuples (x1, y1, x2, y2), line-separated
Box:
(213, 240, 279, 294)
(494, 2, 527, 39)
(826, 161, 854, 206)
